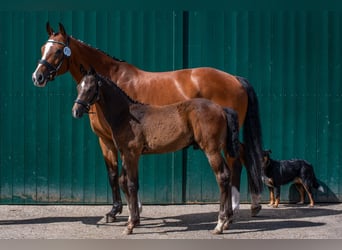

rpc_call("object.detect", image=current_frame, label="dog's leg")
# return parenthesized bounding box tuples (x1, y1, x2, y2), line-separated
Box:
(268, 187, 275, 206)
(273, 186, 280, 208)
(295, 183, 305, 205)
(302, 182, 315, 207)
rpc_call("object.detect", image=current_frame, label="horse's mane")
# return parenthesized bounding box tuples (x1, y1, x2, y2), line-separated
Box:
(71, 36, 125, 63)
(95, 73, 144, 105)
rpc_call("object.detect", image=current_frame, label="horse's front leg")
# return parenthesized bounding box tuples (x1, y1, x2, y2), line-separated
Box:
(98, 137, 123, 222)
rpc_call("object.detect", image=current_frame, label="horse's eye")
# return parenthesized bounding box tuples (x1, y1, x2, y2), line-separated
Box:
(55, 49, 62, 57)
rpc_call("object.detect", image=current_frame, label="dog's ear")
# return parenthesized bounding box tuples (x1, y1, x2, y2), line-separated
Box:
(264, 149, 272, 156)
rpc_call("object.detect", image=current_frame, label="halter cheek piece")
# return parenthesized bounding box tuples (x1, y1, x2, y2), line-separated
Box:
(38, 37, 71, 81)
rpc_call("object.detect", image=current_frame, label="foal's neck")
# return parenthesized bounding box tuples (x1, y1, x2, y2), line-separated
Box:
(96, 76, 139, 128)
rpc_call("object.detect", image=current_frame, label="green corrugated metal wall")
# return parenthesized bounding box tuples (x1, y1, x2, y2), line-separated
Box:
(1, 5, 341, 204)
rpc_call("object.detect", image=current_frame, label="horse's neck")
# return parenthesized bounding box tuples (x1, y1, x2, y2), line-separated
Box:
(69, 37, 134, 83)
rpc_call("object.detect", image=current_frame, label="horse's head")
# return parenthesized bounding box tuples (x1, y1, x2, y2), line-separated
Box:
(32, 22, 71, 87)
(72, 66, 100, 119)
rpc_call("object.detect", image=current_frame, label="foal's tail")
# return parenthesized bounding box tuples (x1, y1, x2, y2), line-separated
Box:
(237, 76, 264, 195)
(223, 108, 240, 158)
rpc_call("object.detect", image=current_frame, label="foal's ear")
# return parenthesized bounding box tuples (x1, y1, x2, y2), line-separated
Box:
(46, 22, 54, 36)
(88, 66, 96, 75)
(80, 64, 87, 76)
(58, 22, 67, 36)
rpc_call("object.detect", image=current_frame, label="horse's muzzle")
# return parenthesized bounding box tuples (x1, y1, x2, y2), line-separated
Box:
(32, 71, 47, 87)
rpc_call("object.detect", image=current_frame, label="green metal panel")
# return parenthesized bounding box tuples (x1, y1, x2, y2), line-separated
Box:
(185, 10, 342, 203)
(0, 10, 184, 204)
(1, 5, 342, 204)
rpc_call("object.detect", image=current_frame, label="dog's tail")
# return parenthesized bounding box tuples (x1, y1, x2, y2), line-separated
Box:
(310, 164, 324, 193)
(314, 180, 324, 193)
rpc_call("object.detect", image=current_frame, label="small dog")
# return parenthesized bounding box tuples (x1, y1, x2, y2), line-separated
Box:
(262, 150, 324, 208)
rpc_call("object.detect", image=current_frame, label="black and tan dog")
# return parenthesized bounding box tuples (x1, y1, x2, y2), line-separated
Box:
(262, 150, 324, 208)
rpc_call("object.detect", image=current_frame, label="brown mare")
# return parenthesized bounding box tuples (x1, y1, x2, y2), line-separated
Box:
(32, 23, 264, 220)
(72, 67, 240, 234)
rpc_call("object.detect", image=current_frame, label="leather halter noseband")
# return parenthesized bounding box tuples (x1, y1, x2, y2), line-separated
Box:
(38, 37, 71, 81)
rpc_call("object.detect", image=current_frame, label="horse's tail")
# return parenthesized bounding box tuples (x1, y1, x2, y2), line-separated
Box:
(237, 76, 264, 195)
(223, 107, 240, 158)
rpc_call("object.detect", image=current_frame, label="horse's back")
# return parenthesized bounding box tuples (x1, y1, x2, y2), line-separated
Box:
(131, 67, 247, 125)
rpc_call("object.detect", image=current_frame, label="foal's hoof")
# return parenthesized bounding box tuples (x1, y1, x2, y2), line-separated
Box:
(212, 228, 223, 235)
(251, 204, 262, 217)
(105, 203, 123, 223)
(122, 228, 133, 235)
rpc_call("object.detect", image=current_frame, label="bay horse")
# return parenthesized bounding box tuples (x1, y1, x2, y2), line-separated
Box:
(32, 22, 264, 220)
(72, 67, 240, 234)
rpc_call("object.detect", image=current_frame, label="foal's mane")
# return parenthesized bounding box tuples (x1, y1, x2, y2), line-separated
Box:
(95, 73, 143, 105)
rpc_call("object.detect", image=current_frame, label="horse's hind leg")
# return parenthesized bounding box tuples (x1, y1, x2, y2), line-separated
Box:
(98, 138, 123, 222)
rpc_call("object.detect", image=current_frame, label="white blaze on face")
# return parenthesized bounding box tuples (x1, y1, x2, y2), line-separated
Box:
(32, 42, 54, 78)
(80, 79, 86, 90)
(42, 42, 54, 60)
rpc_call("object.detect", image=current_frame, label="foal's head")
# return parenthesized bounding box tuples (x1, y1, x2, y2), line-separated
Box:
(72, 66, 101, 119)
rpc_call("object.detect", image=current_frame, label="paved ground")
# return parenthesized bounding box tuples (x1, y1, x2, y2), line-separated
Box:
(0, 203, 341, 239)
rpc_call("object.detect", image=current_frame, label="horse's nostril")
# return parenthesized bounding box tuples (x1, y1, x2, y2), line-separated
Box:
(37, 73, 44, 83)
(32, 72, 45, 86)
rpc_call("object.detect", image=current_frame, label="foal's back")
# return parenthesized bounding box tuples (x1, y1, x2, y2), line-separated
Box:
(131, 98, 227, 154)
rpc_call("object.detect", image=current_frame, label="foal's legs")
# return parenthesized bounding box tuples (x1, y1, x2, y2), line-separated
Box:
(206, 152, 232, 234)
(98, 137, 123, 222)
(119, 155, 141, 235)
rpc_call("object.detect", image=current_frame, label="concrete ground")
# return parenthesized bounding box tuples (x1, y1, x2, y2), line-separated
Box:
(0, 203, 341, 239)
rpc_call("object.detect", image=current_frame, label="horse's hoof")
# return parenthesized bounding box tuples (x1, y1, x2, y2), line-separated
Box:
(106, 213, 116, 223)
(251, 204, 262, 217)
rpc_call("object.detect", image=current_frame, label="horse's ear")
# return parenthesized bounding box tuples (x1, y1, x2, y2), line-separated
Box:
(58, 22, 66, 36)
(80, 64, 87, 76)
(46, 22, 54, 36)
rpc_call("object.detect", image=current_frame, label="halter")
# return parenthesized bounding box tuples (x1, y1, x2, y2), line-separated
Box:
(74, 78, 102, 114)
(38, 37, 71, 81)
